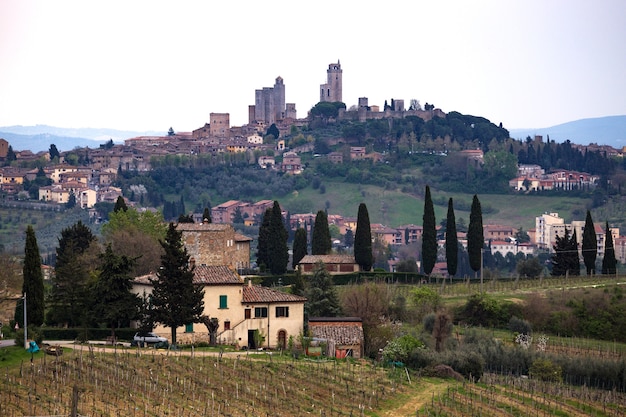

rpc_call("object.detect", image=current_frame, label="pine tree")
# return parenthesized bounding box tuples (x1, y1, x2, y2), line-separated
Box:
(445, 198, 458, 278)
(582, 210, 597, 275)
(602, 221, 617, 275)
(467, 194, 484, 274)
(292, 227, 308, 268)
(267, 201, 289, 274)
(311, 210, 331, 255)
(48, 221, 96, 326)
(92, 244, 140, 340)
(305, 262, 342, 317)
(15, 225, 45, 327)
(149, 223, 205, 345)
(421, 186, 437, 276)
(354, 203, 373, 271)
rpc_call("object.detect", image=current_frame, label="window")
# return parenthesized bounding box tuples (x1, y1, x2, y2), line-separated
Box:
(255, 307, 268, 318)
(185, 323, 193, 333)
(244, 309, 251, 319)
(224, 321, 231, 330)
(275, 306, 289, 318)
(219, 295, 228, 309)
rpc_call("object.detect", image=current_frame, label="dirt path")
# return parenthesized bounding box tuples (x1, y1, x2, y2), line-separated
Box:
(381, 378, 455, 416)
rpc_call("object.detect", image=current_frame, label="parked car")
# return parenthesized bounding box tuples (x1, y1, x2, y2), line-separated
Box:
(131, 332, 168, 347)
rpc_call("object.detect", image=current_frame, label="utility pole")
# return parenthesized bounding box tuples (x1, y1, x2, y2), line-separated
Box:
(23, 292, 28, 349)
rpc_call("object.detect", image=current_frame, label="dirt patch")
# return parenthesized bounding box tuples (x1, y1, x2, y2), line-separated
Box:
(381, 378, 456, 416)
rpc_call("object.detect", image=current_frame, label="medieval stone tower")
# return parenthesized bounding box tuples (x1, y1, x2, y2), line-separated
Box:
(254, 76, 286, 124)
(320, 61, 342, 103)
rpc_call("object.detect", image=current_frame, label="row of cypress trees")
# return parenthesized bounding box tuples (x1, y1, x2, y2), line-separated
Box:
(257, 201, 374, 274)
(422, 186, 484, 279)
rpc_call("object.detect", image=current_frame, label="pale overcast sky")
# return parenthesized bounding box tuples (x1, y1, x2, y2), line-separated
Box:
(1, 0, 625, 133)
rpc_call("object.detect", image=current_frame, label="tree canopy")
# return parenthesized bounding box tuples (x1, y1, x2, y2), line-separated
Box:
(421, 186, 437, 275)
(602, 221, 617, 275)
(311, 210, 331, 255)
(445, 198, 458, 278)
(305, 262, 342, 318)
(581, 210, 597, 275)
(354, 203, 373, 271)
(15, 225, 45, 327)
(467, 194, 484, 273)
(551, 227, 580, 277)
(292, 227, 308, 268)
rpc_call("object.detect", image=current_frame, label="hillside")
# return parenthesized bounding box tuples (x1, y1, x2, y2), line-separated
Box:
(510, 115, 626, 147)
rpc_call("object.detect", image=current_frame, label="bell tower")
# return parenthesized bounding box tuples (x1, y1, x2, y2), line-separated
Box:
(320, 60, 342, 103)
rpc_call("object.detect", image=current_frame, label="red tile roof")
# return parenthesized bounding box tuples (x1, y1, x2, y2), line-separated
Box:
(242, 285, 306, 303)
(134, 265, 243, 285)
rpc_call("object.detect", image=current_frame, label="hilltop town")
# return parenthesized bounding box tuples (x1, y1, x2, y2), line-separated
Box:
(0, 60, 624, 272)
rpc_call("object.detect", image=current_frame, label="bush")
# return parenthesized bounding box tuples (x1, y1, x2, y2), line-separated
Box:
(530, 358, 562, 382)
(509, 316, 532, 335)
(382, 334, 424, 363)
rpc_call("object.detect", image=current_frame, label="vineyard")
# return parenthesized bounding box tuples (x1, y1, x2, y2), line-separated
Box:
(0, 346, 409, 417)
(421, 374, 626, 417)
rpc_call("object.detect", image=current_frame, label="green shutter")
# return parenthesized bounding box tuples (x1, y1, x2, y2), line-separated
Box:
(219, 295, 227, 309)
(185, 323, 193, 333)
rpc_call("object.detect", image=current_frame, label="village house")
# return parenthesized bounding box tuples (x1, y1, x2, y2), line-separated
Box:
(133, 267, 306, 349)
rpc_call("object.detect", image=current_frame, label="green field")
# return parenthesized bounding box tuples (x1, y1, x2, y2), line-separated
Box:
(273, 180, 591, 229)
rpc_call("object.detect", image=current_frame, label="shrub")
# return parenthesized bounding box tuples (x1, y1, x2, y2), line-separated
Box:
(509, 316, 532, 335)
(530, 358, 562, 382)
(382, 334, 424, 364)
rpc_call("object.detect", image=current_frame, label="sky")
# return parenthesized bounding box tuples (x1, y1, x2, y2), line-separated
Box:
(1, 0, 625, 134)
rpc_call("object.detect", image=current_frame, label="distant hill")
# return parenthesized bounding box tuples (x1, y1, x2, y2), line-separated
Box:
(510, 115, 626, 148)
(0, 125, 163, 153)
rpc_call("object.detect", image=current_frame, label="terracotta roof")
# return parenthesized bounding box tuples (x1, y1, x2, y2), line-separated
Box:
(299, 255, 356, 264)
(134, 265, 243, 286)
(235, 233, 253, 242)
(309, 320, 364, 344)
(242, 284, 306, 303)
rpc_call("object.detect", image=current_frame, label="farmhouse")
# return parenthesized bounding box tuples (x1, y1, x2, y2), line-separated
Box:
(133, 267, 306, 349)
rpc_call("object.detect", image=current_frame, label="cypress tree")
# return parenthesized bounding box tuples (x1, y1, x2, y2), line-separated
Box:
(602, 221, 617, 275)
(267, 200, 289, 274)
(421, 186, 437, 276)
(311, 210, 331, 255)
(150, 223, 205, 345)
(354, 203, 373, 271)
(551, 227, 580, 276)
(202, 207, 212, 223)
(292, 227, 308, 268)
(467, 194, 484, 274)
(445, 198, 458, 278)
(256, 208, 272, 271)
(582, 210, 597, 275)
(16, 225, 45, 326)
(114, 196, 128, 212)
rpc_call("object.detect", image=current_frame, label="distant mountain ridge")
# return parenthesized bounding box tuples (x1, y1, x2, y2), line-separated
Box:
(0, 125, 163, 153)
(509, 115, 626, 148)
(2, 116, 626, 153)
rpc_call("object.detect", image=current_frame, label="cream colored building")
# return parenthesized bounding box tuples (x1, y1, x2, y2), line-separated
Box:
(133, 263, 306, 349)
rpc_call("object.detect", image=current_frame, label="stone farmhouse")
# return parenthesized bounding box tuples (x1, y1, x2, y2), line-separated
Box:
(132, 221, 306, 349)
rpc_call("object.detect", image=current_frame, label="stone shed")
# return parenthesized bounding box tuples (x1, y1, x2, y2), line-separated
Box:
(308, 317, 364, 359)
